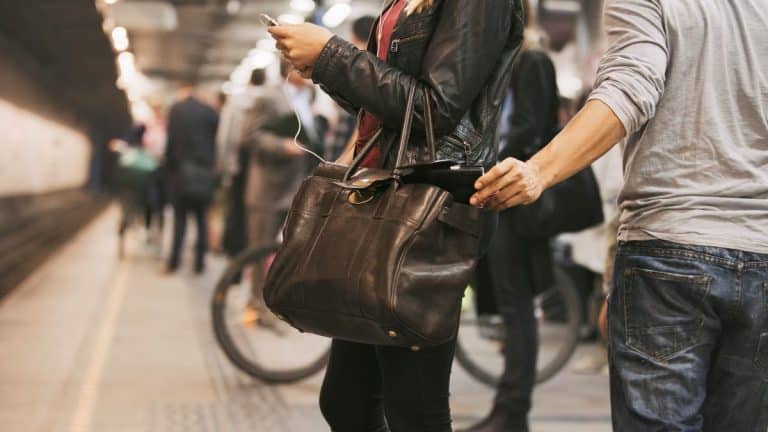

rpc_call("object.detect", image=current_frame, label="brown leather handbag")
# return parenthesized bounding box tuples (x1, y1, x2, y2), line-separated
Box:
(263, 84, 483, 350)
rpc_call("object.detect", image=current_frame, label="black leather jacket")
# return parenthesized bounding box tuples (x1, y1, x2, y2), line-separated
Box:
(312, 0, 524, 169)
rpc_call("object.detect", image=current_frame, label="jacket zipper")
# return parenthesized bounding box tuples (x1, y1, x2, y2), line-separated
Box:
(462, 140, 472, 163)
(442, 135, 473, 165)
(390, 33, 428, 53)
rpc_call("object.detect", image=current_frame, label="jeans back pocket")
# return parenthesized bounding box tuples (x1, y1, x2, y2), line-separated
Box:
(624, 267, 712, 361)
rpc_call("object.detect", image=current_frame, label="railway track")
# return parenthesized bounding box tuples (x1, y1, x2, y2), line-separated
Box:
(0, 192, 108, 301)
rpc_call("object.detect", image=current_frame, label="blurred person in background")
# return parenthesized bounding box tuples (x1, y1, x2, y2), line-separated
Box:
(462, 2, 558, 431)
(165, 80, 219, 274)
(269, 0, 524, 428)
(220, 68, 269, 260)
(471, 0, 768, 429)
(239, 60, 317, 321)
(142, 100, 168, 245)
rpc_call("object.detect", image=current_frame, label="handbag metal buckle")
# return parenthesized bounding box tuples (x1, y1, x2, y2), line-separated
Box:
(348, 189, 376, 205)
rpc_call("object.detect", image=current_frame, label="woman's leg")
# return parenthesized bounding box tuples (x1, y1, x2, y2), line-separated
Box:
(320, 339, 388, 432)
(375, 339, 457, 432)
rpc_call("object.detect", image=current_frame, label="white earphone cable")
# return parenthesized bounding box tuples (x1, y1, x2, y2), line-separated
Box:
(283, 0, 394, 164)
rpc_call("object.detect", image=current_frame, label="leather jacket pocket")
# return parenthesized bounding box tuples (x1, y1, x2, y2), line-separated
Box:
(390, 32, 431, 71)
(624, 267, 712, 361)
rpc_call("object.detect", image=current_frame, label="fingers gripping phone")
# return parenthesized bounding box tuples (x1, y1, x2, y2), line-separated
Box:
(259, 13, 279, 27)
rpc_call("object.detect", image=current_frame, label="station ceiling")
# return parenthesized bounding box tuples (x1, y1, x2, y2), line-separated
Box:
(0, 0, 131, 132)
(111, 0, 381, 85)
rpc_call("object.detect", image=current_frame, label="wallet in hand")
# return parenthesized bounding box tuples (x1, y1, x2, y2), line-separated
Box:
(398, 160, 484, 204)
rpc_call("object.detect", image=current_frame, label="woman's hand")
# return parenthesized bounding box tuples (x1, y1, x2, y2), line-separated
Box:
(469, 157, 546, 210)
(268, 24, 334, 78)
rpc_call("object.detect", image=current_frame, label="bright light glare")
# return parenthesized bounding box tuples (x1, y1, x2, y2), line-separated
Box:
(557, 74, 583, 100)
(256, 38, 277, 52)
(230, 66, 253, 85)
(111, 26, 130, 52)
(322, 3, 351, 28)
(277, 14, 304, 25)
(290, 0, 316, 13)
(222, 81, 246, 95)
(104, 0, 120, 4)
(543, 0, 581, 13)
(244, 50, 275, 69)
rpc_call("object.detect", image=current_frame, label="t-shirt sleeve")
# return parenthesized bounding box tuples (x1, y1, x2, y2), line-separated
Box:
(588, 0, 669, 136)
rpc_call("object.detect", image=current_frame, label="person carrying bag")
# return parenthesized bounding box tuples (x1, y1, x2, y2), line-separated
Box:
(264, 84, 482, 350)
(267, 0, 525, 429)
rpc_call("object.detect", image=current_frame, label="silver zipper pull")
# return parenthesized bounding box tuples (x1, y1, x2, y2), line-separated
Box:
(390, 39, 400, 53)
(462, 139, 472, 163)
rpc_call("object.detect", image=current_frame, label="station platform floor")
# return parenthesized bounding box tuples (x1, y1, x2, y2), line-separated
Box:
(0, 206, 612, 432)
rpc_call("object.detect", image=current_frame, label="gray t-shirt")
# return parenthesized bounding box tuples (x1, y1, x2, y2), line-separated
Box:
(589, 0, 768, 254)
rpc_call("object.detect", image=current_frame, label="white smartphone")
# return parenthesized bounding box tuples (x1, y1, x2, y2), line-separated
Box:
(259, 13, 279, 27)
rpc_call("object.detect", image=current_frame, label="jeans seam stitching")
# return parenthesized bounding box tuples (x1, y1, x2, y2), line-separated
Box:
(755, 332, 768, 376)
(619, 246, 739, 269)
(764, 282, 768, 311)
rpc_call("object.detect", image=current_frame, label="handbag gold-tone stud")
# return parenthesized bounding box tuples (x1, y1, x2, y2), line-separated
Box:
(348, 190, 376, 205)
(387, 330, 398, 338)
(410, 345, 421, 352)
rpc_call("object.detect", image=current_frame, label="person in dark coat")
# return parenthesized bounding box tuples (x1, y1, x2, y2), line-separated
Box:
(165, 80, 219, 273)
(464, 7, 560, 432)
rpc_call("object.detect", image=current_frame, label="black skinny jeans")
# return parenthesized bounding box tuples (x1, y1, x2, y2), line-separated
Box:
(320, 338, 456, 432)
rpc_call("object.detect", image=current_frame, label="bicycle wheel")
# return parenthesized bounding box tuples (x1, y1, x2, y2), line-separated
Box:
(455, 265, 583, 387)
(211, 244, 331, 383)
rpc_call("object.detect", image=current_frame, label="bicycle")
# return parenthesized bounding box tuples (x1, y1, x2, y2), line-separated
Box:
(212, 243, 582, 386)
(454, 263, 583, 387)
(211, 243, 331, 383)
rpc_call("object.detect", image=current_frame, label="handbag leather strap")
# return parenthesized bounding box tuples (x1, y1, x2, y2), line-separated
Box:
(344, 82, 436, 181)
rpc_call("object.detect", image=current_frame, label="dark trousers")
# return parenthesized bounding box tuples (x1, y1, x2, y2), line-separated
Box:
(476, 216, 538, 425)
(319, 338, 456, 432)
(168, 198, 208, 270)
(609, 240, 768, 431)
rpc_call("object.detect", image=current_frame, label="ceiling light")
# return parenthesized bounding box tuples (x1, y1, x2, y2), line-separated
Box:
(322, 3, 351, 28)
(117, 51, 136, 77)
(226, 0, 241, 15)
(111, 26, 130, 52)
(290, 0, 316, 13)
(277, 14, 304, 25)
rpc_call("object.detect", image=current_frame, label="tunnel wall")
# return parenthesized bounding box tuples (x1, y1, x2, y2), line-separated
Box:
(0, 37, 91, 197)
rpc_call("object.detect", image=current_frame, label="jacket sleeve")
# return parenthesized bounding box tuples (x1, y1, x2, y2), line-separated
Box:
(311, 0, 514, 137)
(499, 51, 559, 160)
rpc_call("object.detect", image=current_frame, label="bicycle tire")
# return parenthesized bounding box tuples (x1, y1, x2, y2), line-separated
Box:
(454, 265, 583, 387)
(211, 244, 331, 383)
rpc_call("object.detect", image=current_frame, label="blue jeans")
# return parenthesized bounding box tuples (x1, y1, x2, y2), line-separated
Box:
(609, 240, 768, 431)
